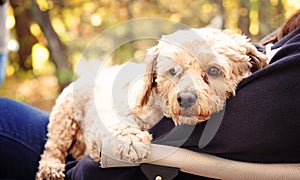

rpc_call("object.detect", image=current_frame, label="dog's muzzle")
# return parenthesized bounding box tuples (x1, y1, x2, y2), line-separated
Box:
(177, 91, 197, 109)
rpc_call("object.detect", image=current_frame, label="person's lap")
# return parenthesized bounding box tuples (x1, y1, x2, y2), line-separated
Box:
(0, 97, 49, 179)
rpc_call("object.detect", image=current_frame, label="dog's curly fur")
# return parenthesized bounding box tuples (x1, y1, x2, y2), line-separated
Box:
(36, 28, 267, 179)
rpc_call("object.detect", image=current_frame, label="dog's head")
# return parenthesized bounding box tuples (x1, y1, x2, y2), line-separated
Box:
(136, 28, 268, 125)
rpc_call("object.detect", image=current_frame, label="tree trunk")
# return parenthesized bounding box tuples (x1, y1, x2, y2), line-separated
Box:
(258, 0, 272, 39)
(238, 0, 250, 37)
(10, 1, 38, 70)
(216, 0, 225, 29)
(30, 0, 73, 88)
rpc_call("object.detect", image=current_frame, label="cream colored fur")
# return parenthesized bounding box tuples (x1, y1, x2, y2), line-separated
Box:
(36, 28, 267, 179)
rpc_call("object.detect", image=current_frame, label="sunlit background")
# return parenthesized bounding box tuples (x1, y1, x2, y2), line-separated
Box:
(1, 0, 299, 112)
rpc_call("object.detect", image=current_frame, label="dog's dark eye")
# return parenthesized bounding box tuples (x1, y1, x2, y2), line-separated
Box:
(169, 68, 177, 76)
(207, 67, 221, 77)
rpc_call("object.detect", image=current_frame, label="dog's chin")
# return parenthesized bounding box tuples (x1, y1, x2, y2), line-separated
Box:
(174, 114, 209, 125)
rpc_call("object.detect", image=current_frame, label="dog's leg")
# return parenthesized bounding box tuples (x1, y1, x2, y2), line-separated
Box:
(69, 130, 86, 160)
(36, 85, 82, 180)
(103, 119, 152, 162)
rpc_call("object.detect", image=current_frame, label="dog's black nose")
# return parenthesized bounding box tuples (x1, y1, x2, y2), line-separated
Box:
(177, 92, 197, 108)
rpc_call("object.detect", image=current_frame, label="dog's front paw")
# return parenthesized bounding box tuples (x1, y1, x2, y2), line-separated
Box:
(110, 126, 152, 162)
(36, 159, 65, 180)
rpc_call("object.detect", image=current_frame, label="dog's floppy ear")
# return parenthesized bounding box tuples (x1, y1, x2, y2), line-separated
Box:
(224, 30, 268, 73)
(136, 46, 159, 107)
(244, 43, 268, 72)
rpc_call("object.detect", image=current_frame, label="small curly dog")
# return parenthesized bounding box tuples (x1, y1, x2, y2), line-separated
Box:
(36, 28, 267, 179)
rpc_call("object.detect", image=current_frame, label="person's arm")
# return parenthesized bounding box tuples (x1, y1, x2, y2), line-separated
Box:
(0, 0, 9, 85)
(101, 144, 300, 179)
